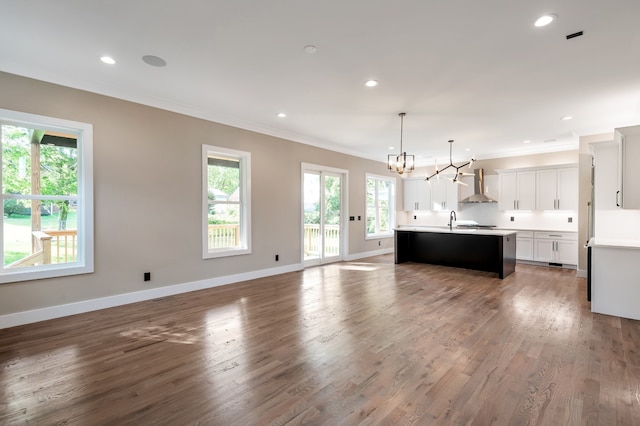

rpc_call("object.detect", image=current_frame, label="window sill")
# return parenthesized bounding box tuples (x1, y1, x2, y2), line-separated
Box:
(203, 247, 251, 259)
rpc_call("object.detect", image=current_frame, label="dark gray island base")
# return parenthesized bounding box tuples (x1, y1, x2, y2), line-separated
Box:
(395, 227, 517, 279)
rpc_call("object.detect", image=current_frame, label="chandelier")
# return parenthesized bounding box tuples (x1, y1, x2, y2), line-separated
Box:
(387, 112, 415, 175)
(425, 140, 475, 183)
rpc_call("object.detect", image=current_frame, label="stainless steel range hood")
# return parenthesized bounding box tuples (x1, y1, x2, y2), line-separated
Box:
(459, 169, 497, 203)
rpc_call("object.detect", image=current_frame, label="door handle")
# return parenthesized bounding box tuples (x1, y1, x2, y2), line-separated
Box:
(616, 190, 621, 207)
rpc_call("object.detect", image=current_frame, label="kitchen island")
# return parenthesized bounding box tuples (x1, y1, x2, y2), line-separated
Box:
(395, 227, 517, 279)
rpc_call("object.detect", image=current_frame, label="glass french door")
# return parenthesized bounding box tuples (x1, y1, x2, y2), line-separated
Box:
(303, 168, 343, 266)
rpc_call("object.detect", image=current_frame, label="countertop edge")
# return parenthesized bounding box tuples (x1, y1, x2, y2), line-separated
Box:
(588, 237, 640, 249)
(396, 227, 517, 237)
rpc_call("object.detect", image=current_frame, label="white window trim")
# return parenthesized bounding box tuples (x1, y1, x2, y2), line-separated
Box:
(202, 144, 251, 259)
(365, 173, 396, 240)
(0, 108, 94, 284)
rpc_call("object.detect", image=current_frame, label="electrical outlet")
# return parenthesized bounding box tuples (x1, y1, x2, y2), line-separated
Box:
(378, 241, 381, 246)
(275, 254, 279, 261)
(414, 215, 417, 220)
(144, 272, 151, 281)
(510, 216, 514, 222)
(568, 217, 573, 223)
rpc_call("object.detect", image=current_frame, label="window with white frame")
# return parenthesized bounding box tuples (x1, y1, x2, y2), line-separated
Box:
(0, 109, 93, 284)
(202, 145, 251, 258)
(366, 174, 395, 238)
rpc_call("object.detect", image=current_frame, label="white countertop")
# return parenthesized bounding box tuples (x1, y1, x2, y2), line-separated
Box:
(499, 228, 577, 234)
(396, 226, 517, 237)
(588, 237, 640, 249)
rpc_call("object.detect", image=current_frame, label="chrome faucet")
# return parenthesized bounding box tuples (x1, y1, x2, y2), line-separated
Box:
(448, 210, 457, 230)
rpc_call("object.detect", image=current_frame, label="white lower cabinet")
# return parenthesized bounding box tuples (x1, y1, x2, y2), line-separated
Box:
(533, 232, 578, 265)
(592, 243, 640, 321)
(516, 231, 534, 260)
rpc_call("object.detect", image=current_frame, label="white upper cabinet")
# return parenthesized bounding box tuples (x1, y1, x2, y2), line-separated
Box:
(592, 142, 620, 210)
(498, 170, 536, 210)
(429, 178, 458, 211)
(616, 125, 640, 209)
(536, 167, 578, 211)
(403, 178, 430, 211)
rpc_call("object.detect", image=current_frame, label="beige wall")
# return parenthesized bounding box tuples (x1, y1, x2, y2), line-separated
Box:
(0, 71, 396, 316)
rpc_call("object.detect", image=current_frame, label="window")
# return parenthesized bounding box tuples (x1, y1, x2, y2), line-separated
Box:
(366, 174, 395, 238)
(202, 145, 251, 258)
(0, 109, 93, 284)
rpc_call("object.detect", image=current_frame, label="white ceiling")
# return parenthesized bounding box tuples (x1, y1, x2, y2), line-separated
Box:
(2, 0, 640, 165)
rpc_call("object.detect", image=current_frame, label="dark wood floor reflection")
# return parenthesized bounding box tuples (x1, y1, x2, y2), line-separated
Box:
(1, 256, 639, 425)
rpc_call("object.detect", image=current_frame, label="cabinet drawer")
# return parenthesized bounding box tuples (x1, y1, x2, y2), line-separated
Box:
(516, 231, 534, 238)
(533, 232, 577, 241)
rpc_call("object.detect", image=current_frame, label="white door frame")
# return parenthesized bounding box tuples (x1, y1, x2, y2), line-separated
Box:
(301, 163, 348, 267)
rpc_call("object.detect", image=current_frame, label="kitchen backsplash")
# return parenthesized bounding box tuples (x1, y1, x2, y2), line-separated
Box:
(398, 202, 578, 232)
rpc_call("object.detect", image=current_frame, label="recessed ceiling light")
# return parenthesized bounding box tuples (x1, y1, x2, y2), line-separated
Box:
(142, 55, 167, 67)
(562, 116, 573, 121)
(277, 112, 287, 118)
(465, 148, 471, 152)
(304, 45, 317, 54)
(534, 14, 557, 27)
(365, 80, 379, 87)
(100, 56, 116, 65)
(388, 146, 395, 150)
(523, 140, 532, 144)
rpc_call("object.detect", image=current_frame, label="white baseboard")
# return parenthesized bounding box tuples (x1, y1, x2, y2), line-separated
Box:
(576, 268, 587, 278)
(0, 263, 303, 330)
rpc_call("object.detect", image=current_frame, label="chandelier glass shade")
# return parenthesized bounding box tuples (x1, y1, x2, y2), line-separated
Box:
(387, 113, 415, 175)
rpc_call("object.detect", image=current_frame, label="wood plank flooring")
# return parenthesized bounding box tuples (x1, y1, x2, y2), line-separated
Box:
(1, 256, 639, 425)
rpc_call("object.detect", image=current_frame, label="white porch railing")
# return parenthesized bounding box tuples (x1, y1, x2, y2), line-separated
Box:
(207, 224, 240, 249)
(6, 229, 77, 268)
(304, 224, 340, 257)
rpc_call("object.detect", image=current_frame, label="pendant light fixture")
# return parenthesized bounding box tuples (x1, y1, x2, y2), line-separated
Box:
(425, 140, 475, 183)
(387, 112, 415, 175)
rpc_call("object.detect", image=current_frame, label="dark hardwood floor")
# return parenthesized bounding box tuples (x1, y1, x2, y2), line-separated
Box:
(1, 256, 639, 425)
